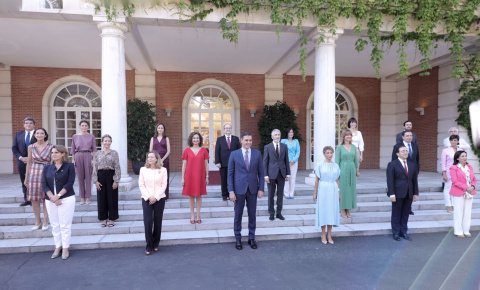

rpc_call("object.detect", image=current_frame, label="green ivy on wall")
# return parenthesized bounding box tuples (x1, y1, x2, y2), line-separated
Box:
(87, 0, 480, 80)
(457, 54, 480, 160)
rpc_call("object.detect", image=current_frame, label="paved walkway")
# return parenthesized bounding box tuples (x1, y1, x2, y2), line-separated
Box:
(1, 232, 479, 290)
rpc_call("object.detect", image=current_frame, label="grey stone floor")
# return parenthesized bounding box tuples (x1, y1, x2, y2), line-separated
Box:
(0, 232, 479, 290)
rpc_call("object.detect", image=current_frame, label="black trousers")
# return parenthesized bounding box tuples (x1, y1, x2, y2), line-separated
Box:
(220, 167, 229, 198)
(97, 170, 119, 221)
(142, 198, 166, 251)
(267, 175, 285, 215)
(391, 195, 413, 236)
(234, 189, 257, 240)
(18, 163, 27, 202)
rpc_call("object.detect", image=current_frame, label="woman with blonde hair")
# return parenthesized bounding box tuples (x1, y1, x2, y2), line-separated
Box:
(336, 129, 359, 218)
(42, 145, 76, 259)
(138, 151, 168, 255)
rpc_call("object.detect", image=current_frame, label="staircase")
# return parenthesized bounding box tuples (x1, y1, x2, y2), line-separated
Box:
(1, 175, 479, 254)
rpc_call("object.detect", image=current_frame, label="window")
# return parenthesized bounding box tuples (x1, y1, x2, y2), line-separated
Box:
(188, 85, 235, 170)
(52, 83, 101, 155)
(45, 0, 62, 8)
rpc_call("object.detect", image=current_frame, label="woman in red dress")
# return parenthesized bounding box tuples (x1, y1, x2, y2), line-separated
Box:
(182, 132, 209, 224)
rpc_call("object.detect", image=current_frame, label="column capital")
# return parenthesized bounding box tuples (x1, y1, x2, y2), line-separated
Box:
(311, 27, 343, 48)
(94, 15, 128, 39)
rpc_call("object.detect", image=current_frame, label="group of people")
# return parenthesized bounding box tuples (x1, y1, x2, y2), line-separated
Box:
(386, 121, 476, 241)
(11, 115, 477, 257)
(13, 118, 122, 259)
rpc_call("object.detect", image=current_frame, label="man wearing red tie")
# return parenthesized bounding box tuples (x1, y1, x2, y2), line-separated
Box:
(387, 145, 419, 241)
(215, 124, 241, 201)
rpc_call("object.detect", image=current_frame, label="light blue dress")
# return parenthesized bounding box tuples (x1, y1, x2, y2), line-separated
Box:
(314, 162, 341, 228)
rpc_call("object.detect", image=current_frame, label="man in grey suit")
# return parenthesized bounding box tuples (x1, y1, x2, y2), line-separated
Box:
(263, 129, 290, 221)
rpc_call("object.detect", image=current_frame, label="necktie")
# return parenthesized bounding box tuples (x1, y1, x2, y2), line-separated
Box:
(403, 160, 408, 175)
(245, 150, 249, 170)
(25, 132, 31, 146)
(408, 144, 412, 158)
(227, 136, 231, 149)
(275, 144, 279, 157)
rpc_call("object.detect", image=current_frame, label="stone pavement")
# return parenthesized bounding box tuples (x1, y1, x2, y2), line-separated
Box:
(1, 169, 480, 254)
(1, 232, 479, 290)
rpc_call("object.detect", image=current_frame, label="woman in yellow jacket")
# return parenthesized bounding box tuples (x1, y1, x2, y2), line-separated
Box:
(139, 151, 168, 255)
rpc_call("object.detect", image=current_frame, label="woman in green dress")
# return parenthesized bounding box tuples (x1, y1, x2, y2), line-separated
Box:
(336, 129, 359, 218)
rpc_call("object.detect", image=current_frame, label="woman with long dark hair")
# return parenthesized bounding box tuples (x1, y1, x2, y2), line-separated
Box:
(149, 123, 170, 200)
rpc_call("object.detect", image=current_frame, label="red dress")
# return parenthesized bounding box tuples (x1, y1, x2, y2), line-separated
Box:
(181, 147, 209, 196)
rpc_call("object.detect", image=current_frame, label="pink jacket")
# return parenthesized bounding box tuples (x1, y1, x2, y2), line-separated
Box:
(449, 164, 477, 197)
(139, 167, 168, 201)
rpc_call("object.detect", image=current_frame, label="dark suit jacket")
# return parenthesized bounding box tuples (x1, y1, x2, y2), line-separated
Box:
(227, 149, 264, 195)
(12, 131, 34, 170)
(215, 135, 241, 167)
(263, 142, 290, 180)
(396, 132, 418, 144)
(386, 159, 419, 199)
(392, 142, 420, 172)
(42, 163, 76, 200)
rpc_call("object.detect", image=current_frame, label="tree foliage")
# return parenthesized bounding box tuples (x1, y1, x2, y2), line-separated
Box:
(457, 53, 480, 160)
(126, 98, 156, 162)
(257, 101, 303, 154)
(89, 0, 480, 80)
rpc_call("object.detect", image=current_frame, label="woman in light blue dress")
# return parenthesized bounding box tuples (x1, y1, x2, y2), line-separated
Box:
(313, 146, 341, 244)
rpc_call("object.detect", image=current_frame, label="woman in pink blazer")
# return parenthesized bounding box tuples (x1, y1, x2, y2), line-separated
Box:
(449, 151, 477, 238)
(139, 151, 168, 255)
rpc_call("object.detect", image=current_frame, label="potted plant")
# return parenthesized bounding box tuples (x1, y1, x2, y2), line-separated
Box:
(257, 101, 303, 154)
(127, 98, 156, 174)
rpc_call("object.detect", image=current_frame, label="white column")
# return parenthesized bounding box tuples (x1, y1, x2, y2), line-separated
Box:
(95, 16, 133, 191)
(312, 28, 343, 164)
(0, 66, 13, 174)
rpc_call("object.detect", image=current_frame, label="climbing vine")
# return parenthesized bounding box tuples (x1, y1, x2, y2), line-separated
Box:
(457, 53, 480, 160)
(87, 0, 480, 80)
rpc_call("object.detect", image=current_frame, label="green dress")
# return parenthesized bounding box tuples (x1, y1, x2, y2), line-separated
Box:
(336, 144, 359, 210)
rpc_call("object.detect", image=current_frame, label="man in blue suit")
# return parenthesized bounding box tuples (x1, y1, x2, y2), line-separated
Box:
(228, 132, 264, 250)
(11, 117, 36, 206)
(387, 145, 419, 241)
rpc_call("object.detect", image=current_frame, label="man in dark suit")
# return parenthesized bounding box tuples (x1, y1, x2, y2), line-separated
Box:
(392, 131, 420, 173)
(12, 117, 36, 206)
(387, 145, 419, 241)
(215, 123, 241, 201)
(395, 120, 418, 144)
(263, 129, 290, 221)
(228, 132, 264, 250)
(392, 130, 419, 215)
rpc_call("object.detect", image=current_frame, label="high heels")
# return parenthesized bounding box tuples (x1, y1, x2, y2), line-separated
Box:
(31, 224, 41, 231)
(145, 251, 152, 255)
(154, 248, 159, 252)
(196, 219, 202, 224)
(42, 224, 49, 231)
(321, 235, 327, 244)
(190, 219, 196, 224)
(327, 238, 334, 244)
(51, 248, 62, 259)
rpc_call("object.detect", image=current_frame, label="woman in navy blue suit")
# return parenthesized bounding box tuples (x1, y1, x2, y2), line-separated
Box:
(42, 145, 76, 260)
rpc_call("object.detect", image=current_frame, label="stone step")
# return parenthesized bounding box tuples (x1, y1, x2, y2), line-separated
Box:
(0, 192, 447, 214)
(0, 183, 444, 204)
(2, 199, 478, 226)
(1, 219, 479, 254)
(2, 208, 479, 240)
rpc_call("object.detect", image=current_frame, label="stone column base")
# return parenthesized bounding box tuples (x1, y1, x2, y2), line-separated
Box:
(304, 171, 316, 187)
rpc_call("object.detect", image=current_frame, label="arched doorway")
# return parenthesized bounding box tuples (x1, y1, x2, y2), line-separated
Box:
(184, 82, 239, 170)
(49, 82, 102, 155)
(306, 85, 358, 169)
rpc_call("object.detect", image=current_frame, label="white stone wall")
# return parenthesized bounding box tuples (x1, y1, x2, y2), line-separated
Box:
(0, 66, 12, 173)
(379, 78, 408, 169)
(135, 72, 156, 106)
(437, 64, 479, 173)
(265, 75, 283, 105)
